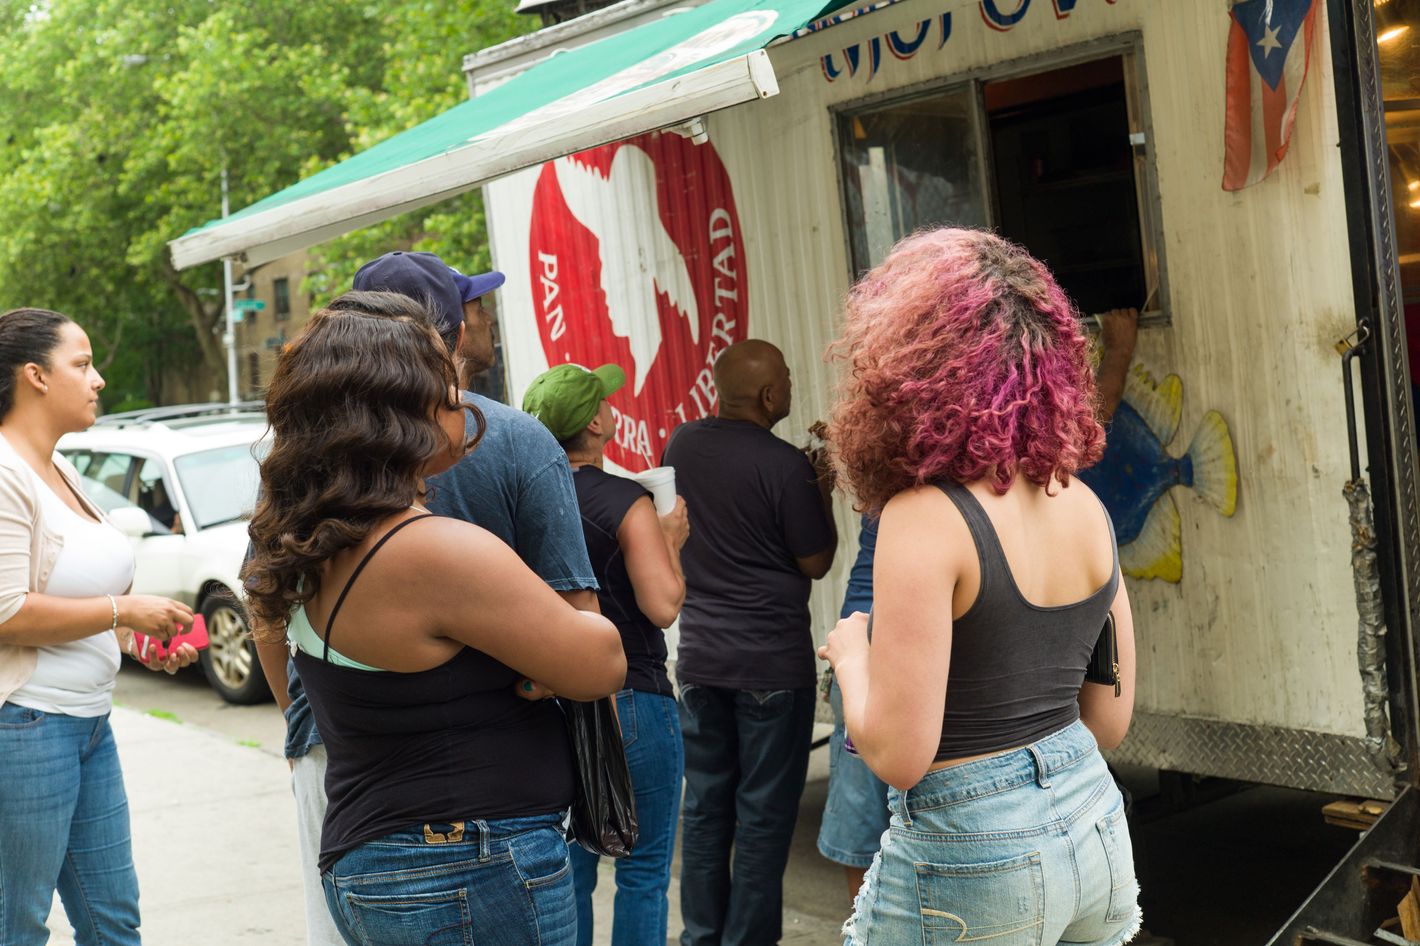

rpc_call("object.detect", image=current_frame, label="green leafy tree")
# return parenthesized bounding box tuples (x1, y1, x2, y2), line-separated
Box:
(0, 0, 529, 405)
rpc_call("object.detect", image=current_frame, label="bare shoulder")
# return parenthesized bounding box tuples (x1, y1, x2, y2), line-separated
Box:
(388, 515, 520, 576)
(882, 483, 965, 523)
(1058, 476, 1113, 531)
(880, 485, 971, 555)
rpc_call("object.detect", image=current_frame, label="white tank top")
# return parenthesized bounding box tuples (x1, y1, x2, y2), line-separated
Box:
(8, 470, 136, 717)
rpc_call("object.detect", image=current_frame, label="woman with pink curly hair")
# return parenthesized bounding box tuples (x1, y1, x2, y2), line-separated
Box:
(820, 228, 1140, 945)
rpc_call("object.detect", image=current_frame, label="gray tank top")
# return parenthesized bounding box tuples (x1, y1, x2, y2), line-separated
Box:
(932, 480, 1118, 760)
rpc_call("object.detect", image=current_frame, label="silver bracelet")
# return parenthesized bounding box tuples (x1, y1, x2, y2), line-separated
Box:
(106, 594, 118, 633)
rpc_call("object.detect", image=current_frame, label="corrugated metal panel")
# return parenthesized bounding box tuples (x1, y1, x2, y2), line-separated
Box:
(485, 0, 1371, 747)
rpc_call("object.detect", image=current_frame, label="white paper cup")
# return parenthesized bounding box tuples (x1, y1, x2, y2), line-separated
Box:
(631, 466, 677, 515)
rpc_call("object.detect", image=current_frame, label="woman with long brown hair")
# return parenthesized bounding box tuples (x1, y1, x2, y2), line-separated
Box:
(242, 291, 625, 946)
(0, 307, 197, 946)
(821, 229, 1139, 945)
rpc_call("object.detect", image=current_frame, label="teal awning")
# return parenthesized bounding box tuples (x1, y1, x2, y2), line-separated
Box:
(169, 0, 853, 270)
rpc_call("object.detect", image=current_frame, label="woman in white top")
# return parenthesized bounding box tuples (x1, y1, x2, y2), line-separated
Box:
(0, 308, 199, 946)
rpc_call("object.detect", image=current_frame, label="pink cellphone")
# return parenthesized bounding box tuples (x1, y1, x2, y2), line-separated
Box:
(133, 614, 210, 663)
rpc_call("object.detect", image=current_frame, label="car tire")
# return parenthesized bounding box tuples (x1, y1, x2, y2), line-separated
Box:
(198, 594, 271, 705)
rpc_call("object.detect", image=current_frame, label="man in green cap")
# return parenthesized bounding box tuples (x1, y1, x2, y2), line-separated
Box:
(524, 362, 692, 946)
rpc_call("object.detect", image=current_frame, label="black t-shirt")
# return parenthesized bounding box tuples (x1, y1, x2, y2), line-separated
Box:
(574, 466, 673, 696)
(662, 417, 835, 689)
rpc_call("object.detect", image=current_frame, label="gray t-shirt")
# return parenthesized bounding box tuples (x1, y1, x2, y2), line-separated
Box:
(662, 417, 835, 690)
(282, 392, 596, 759)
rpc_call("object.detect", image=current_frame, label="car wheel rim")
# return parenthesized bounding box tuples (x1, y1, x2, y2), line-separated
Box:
(207, 606, 251, 689)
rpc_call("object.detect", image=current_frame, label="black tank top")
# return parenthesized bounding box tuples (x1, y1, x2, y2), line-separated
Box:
(933, 481, 1118, 760)
(293, 515, 574, 872)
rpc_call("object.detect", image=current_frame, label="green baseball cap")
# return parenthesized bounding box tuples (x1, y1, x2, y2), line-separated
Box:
(522, 363, 627, 441)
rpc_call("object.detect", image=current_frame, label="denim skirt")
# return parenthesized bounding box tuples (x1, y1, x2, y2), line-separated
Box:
(844, 720, 1141, 946)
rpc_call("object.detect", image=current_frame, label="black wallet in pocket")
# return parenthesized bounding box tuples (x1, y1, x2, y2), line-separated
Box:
(1085, 612, 1121, 696)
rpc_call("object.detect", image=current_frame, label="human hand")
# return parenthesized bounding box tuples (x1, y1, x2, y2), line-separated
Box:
(1097, 308, 1139, 359)
(515, 679, 556, 701)
(817, 611, 870, 671)
(134, 641, 199, 675)
(806, 445, 837, 493)
(116, 595, 194, 641)
(658, 496, 690, 550)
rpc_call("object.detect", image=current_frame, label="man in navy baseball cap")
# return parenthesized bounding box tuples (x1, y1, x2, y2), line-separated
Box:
(352, 250, 506, 376)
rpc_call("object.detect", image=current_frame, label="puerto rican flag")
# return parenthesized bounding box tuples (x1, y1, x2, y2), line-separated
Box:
(1222, 0, 1321, 191)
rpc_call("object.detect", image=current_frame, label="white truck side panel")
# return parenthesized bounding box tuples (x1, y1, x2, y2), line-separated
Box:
(482, 0, 1367, 742)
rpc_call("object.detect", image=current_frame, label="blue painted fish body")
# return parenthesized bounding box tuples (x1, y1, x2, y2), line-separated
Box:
(1080, 402, 1192, 545)
(1076, 364, 1237, 583)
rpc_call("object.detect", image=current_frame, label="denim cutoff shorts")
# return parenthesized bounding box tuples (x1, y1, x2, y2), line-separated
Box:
(322, 812, 575, 946)
(818, 678, 891, 868)
(844, 720, 1140, 946)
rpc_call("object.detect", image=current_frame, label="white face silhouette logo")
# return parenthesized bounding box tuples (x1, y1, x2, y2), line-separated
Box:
(529, 132, 748, 471)
(553, 147, 700, 395)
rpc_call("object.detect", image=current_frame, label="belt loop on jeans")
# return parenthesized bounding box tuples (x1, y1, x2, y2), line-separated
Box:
(891, 789, 913, 827)
(1027, 744, 1051, 789)
(474, 819, 491, 862)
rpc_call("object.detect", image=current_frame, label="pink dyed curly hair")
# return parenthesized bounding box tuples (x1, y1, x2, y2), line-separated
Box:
(828, 228, 1104, 511)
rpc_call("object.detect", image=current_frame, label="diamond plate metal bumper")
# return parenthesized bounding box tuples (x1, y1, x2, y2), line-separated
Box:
(1106, 712, 1400, 799)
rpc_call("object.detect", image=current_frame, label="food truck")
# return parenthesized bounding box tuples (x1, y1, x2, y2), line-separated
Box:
(168, 0, 1420, 935)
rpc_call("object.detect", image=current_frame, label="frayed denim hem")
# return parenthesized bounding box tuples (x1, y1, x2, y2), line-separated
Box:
(1102, 890, 1143, 946)
(840, 834, 889, 945)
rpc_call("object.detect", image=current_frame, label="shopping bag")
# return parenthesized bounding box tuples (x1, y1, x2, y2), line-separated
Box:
(561, 696, 639, 858)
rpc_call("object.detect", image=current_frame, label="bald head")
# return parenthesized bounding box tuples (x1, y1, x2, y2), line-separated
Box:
(714, 340, 792, 428)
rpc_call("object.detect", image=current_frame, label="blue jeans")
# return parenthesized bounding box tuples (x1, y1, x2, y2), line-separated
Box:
(677, 684, 815, 946)
(0, 703, 140, 946)
(817, 678, 891, 869)
(322, 813, 576, 946)
(845, 720, 1141, 946)
(569, 689, 683, 946)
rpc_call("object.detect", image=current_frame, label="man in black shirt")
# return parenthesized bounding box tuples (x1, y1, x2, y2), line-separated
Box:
(663, 340, 837, 946)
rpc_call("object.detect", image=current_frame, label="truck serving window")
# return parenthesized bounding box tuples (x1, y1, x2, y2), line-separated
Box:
(838, 90, 988, 275)
(836, 50, 1164, 322)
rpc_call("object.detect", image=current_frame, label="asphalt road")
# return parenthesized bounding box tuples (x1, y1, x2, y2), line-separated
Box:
(112, 665, 1361, 946)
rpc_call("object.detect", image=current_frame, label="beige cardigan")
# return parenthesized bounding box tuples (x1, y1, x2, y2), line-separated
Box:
(0, 433, 107, 706)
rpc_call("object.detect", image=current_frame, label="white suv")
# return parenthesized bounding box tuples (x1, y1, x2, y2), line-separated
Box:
(58, 404, 269, 704)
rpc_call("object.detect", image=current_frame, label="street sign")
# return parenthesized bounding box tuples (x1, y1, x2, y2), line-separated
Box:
(233, 299, 266, 311)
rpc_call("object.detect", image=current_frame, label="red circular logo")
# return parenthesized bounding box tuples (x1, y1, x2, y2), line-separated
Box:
(529, 131, 748, 471)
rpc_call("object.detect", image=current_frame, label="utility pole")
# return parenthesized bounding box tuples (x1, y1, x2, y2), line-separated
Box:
(221, 167, 238, 407)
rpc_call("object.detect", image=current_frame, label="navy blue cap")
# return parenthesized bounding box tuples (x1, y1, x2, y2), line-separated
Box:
(449, 268, 505, 302)
(351, 251, 464, 337)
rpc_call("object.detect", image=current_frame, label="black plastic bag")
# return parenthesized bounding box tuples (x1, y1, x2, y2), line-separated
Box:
(560, 697, 639, 858)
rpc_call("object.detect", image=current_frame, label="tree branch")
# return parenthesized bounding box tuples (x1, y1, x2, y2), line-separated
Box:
(88, 314, 127, 373)
(158, 258, 228, 383)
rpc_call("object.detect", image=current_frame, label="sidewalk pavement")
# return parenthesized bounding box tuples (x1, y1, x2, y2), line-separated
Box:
(47, 707, 306, 945)
(46, 706, 847, 946)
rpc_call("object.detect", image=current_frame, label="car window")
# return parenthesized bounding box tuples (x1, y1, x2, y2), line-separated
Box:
(132, 458, 179, 535)
(64, 450, 95, 477)
(85, 453, 136, 498)
(77, 475, 134, 515)
(173, 444, 262, 531)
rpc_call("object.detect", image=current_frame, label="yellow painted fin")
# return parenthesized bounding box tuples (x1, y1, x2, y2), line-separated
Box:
(1123, 363, 1183, 446)
(1187, 410, 1239, 517)
(1119, 492, 1183, 583)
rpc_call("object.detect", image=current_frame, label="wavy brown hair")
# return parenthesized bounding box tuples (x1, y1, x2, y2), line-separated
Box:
(241, 290, 485, 640)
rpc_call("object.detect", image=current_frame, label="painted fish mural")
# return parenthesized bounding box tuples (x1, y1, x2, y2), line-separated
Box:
(1079, 363, 1239, 583)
